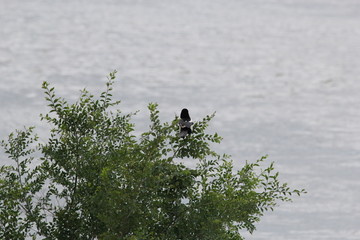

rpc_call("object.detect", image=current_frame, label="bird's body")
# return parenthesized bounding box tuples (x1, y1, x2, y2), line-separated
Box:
(179, 108, 193, 138)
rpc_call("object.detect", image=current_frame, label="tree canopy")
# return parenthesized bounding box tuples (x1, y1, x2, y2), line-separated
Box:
(0, 71, 305, 240)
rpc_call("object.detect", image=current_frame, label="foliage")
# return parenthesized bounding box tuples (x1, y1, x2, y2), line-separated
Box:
(0, 71, 305, 240)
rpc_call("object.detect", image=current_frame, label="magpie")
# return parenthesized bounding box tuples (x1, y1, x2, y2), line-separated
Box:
(179, 108, 193, 138)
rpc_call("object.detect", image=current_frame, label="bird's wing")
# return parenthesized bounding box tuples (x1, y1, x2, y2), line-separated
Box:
(183, 121, 193, 127)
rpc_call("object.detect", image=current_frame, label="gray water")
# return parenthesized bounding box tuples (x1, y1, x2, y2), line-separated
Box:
(1, 0, 360, 239)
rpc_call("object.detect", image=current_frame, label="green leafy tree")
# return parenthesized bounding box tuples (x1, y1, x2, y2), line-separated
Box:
(0, 71, 305, 240)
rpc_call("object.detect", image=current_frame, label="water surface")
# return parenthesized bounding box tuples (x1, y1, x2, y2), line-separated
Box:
(1, 0, 359, 239)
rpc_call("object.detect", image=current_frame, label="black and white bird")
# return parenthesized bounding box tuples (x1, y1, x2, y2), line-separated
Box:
(179, 108, 193, 138)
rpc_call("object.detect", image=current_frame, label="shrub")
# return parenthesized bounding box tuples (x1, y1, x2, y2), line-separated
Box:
(0, 71, 305, 240)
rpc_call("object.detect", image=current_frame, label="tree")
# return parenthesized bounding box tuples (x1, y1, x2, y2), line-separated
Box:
(0, 71, 305, 240)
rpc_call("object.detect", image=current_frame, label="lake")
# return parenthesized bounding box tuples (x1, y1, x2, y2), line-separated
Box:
(1, 0, 359, 239)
